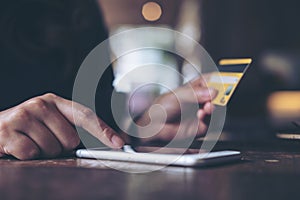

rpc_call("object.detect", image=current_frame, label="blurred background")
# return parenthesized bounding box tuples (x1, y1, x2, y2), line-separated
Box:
(98, 0, 300, 140)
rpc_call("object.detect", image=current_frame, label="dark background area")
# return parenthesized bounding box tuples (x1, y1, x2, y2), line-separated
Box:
(201, 0, 300, 60)
(200, 3, 300, 99)
(198, 0, 300, 138)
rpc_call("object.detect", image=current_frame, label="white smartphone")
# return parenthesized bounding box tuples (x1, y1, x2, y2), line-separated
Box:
(76, 145, 241, 167)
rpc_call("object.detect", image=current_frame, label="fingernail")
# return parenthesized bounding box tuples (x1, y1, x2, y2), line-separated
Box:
(208, 88, 218, 98)
(111, 135, 125, 148)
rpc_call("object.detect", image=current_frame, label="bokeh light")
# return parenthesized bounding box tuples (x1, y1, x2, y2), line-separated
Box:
(142, 2, 162, 22)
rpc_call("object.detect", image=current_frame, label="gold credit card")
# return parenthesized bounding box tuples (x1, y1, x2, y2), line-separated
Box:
(207, 58, 252, 106)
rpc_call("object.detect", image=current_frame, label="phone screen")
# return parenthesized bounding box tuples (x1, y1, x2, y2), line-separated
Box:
(130, 146, 207, 155)
(89, 146, 205, 155)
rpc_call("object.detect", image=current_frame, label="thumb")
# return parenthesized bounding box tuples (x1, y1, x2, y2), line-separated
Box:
(176, 86, 218, 104)
(194, 87, 218, 103)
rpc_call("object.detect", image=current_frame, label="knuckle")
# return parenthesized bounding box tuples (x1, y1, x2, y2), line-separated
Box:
(80, 108, 95, 121)
(12, 108, 31, 121)
(26, 98, 48, 109)
(42, 93, 57, 100)
(25, 98, 51, 115)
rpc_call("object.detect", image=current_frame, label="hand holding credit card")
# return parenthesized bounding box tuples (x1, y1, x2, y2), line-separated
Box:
(207, 58, 252, 106)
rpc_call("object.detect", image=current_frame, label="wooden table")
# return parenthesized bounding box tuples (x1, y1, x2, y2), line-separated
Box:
(1, 140, 300, 200)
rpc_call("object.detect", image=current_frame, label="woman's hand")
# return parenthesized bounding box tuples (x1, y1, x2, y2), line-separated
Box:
(135, 76, 218, 142)
(0, 93, 124, 160)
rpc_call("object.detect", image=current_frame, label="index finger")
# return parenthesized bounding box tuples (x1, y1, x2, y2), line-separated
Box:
(45, 94, 124, 148)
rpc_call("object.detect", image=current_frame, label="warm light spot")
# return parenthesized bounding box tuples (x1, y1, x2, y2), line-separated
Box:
(268, 91, 300, 118)
(142, 2, 162, 22)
